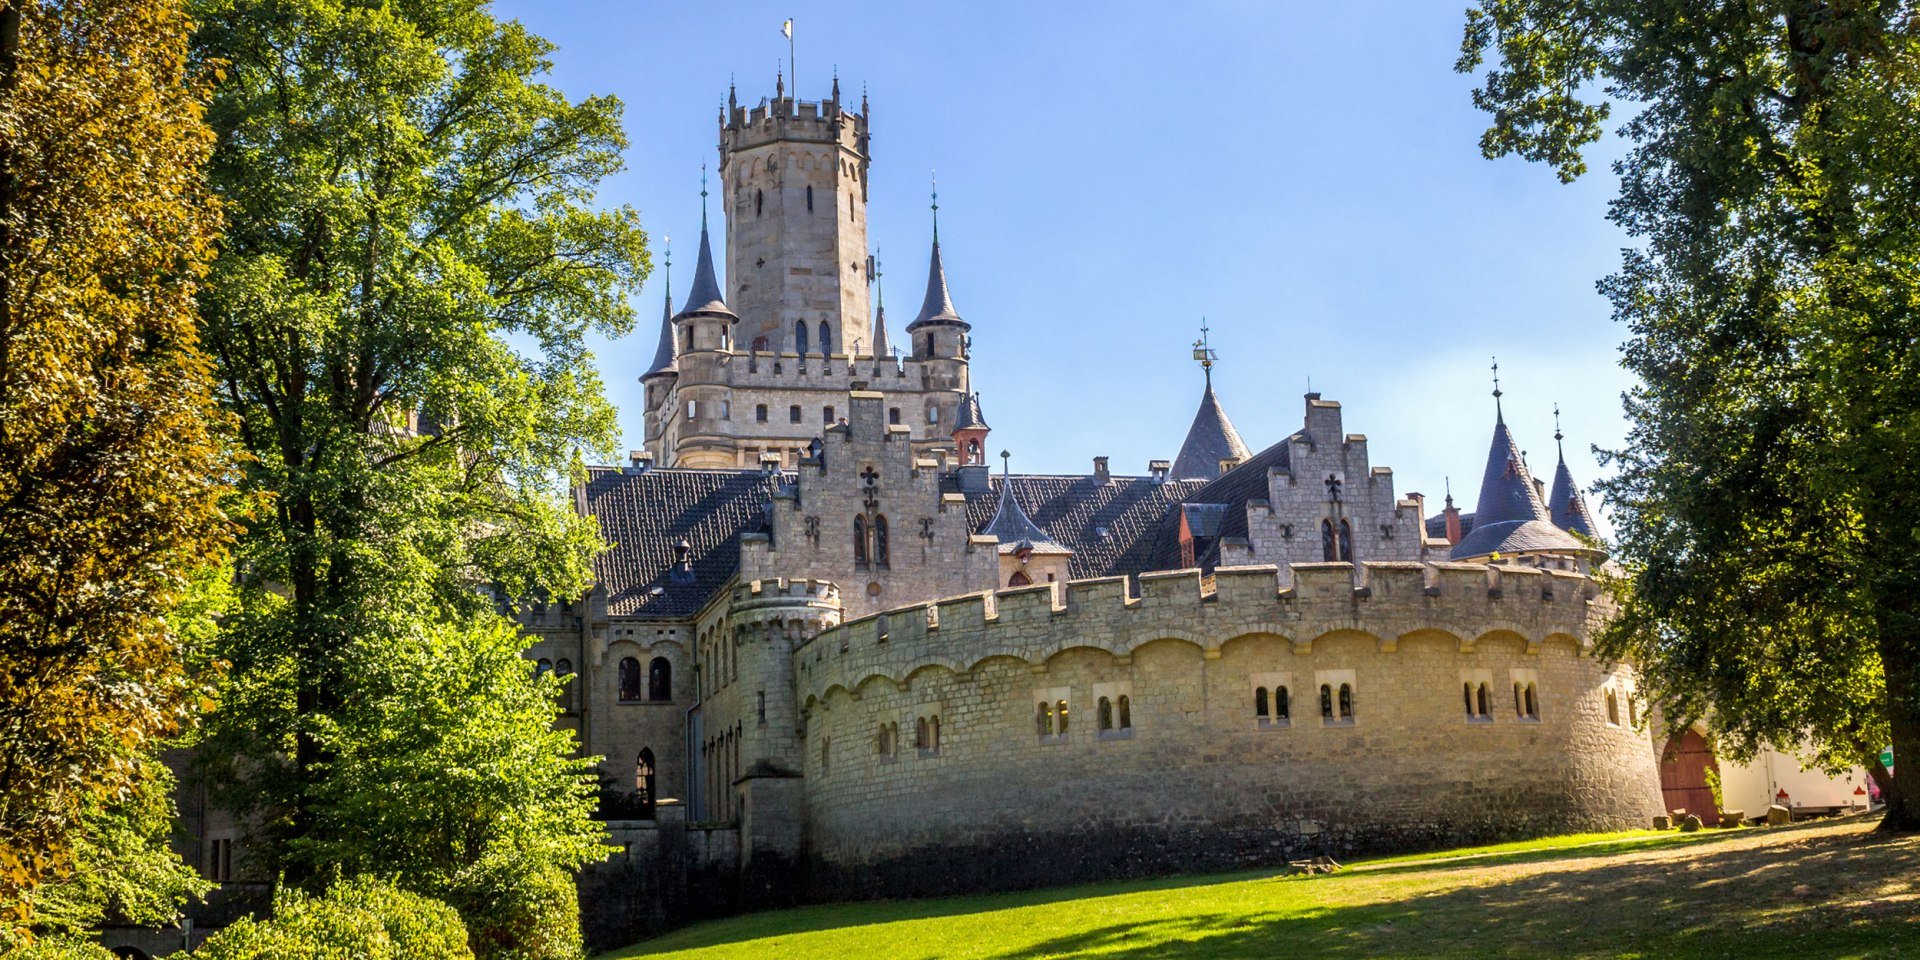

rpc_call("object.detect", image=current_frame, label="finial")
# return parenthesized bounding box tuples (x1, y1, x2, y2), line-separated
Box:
(930, 170, 940, 242)
(662, 234, 671, 299)
(1192, 318, 1217, 389)
(1445, 476, 1454, 508)
(872, 253, 883, 305)
(699, 164, 709, 229)
(1491, 357, 1504, 420)
(832, 67, 840, 101)
(999, 449, 1011, 477)
(1553, 403, 1566, 460)
(776, 63, 784, 99)
(861, 82, 869, 114)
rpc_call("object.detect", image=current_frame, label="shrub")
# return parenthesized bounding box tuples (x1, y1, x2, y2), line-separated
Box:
(191, 876, 471, 960)
(0, 937, 116, 960)
(445, 863, 582, 960)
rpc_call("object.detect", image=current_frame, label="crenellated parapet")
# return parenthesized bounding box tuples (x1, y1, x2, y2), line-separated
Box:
(793, 561, 1609, 710)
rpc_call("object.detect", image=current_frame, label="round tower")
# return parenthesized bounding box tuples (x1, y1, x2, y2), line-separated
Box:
(720, 77, 871, 356)
(670, 180, 741, 469)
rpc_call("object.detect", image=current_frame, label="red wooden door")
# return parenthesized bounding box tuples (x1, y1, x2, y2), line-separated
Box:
(1659, 730, 1721, 825)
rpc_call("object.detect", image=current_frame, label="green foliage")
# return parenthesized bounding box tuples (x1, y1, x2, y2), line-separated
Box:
(191, 876, 473, 960)
(0, 937, 115, 960)
(446, 862, 583, 960)
(0, 0, 229, 916)
(1459, 0, 1920, 829)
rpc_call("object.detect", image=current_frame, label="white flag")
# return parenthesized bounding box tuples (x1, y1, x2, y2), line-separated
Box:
(782, 19, 792, 39)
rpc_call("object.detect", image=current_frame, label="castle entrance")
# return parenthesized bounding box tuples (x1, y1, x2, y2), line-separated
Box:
(1659, 729, 1720, 825)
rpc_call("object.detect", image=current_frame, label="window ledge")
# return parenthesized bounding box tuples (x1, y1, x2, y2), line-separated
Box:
(1516, 716, 1542, 723)
(1037, 734, 1068, 746)
(1466, 716, 1493, 724)
(917, 748, 941, 758)
(1097, 728, 1134, 741)
(1256, 718, 1291, 730)
(1321, 718, 1357, 727)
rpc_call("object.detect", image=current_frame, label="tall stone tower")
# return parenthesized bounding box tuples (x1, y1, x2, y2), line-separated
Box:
(719, 76, 871, 355)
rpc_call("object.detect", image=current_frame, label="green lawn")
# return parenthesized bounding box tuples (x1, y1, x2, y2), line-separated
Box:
(600, 816, 1920, 959)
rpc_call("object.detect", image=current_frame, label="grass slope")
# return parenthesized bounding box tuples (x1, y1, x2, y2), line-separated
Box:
(603, 817, 1920, 960)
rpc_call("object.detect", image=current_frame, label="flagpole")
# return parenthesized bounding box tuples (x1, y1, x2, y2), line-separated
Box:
(787, 19, 796, 103)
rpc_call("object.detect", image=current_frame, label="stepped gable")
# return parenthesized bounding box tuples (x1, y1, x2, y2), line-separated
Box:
(954, 474, 1206, 580)
(1171, 382, 1252, 480)
(585, 466, 786, 617)
(1149, 435, 1297, 570)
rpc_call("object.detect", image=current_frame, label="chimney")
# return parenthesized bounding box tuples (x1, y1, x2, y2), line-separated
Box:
(1093, 456, 1110, 484)
(1148, 459, 1171, 483)
(1444, 495, 1463, 545)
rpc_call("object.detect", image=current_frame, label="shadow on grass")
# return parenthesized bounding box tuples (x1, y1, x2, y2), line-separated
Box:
(611, 819, 1915, 959)
(994, 822, 1920, 960)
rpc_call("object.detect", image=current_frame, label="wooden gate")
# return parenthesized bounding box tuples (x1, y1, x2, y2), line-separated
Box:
(1659, 730, 1720, 825)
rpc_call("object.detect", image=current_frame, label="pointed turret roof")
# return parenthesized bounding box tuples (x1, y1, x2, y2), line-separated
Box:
(1548, 413, 1597, 538)
(954, 392, 989, 431)
(641, 251, 677, 380)
(1171, 380, 1251, 480)
(675, 173, 734, 319)
(981, 452, 1067, 554)
(908, 180, 967, 331)
(1450, 376, 1594, 560)
(871, 304, 892, 359)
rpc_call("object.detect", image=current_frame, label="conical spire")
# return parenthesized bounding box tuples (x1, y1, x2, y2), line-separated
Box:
(642, 239, 677, 380)
(981, 451, 1058, 549)
(1548, 405, 1597, 537)
(1450, 379, 1591, 560)
(677, 166, 733, 319)
(954, 392, 989, 431)
(870, 256, 892, 359)
(908, 174, 966, 331)
(1171, 380, 1252, 480)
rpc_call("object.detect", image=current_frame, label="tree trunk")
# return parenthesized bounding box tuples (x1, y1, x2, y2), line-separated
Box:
(1876, 590, 1920, 831)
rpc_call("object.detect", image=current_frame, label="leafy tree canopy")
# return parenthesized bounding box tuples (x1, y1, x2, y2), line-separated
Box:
(1459, 1, 1920, 828)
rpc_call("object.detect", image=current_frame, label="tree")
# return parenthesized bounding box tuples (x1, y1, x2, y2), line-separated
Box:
(0, 0, 228, 917)
(186, 0, 644, 934)
(1459, 2, 1920, 829)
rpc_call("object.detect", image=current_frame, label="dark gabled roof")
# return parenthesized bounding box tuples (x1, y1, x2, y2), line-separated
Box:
(1148, 434, 1295, 570)
(1451, 413, 1589, 559)
(955, 474, 1208, 580)
(1424, 510, 1476, 540)
(954, 392, 989, 431)
(1549, 456, 1597, 538)
(907, 238, 967, 330)
(585, 466, 785, 618)
(1171, 381, 1252, 480)
(642, 276, 678, 380)
(675, 217, 733, 319)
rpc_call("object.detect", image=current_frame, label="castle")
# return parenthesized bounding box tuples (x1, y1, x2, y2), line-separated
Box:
(513, 79, 1663, 938)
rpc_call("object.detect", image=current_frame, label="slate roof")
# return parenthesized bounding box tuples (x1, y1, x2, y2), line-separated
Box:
(1451, 413, 1592, 560)
(1549, 456, 1597, 538)
(1171, 381, 1252, 480)
(979, 468, 1068, 554)
(585, 466, 785, 618)
(907, 237, 967, 330)
(642, 278, 678, 380)
(1147, 434, 1295, 570)
(956, 474, 1208, 580)
(871, 303, 892, 359)
(954, 392, 989, 431)
(1424, 510, 1476, 540)
(676, 217, 733, 319)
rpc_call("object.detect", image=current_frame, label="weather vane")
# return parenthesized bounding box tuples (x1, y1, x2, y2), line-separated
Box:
(1192, 318, 1218, 386)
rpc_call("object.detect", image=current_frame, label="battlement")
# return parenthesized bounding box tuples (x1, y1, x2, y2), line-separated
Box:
(723, 96, 866, 152)
(792, 560, 1609, 708)
(732, 577, 841, 611)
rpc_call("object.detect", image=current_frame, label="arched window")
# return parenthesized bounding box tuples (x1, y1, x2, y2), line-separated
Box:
(820, 735, 830, 772)
(1321, 520, 1336, 561)
(806, 184, 814, 211)
(1098, 696, 1114, 731)
(873, 515, 889, 566)
(927, 406, 940, 424)
(1339, 683, 1354, 719)
(536, 657, 552, 676)
(853, 515, 868, 564)
(794, 320, 809, 355)
(1276, 686, 1290, 719)
(1008, 570, 1032, 587)
(1036, 701, 1054, 737)
(648, 656, 672, 701)
(1628, 696, 1639, 726)
(1056, 699, 1070, 734)
(818, 321, 832, 356)
(1515, 682, 1525, 717)
(556, 659, 574, 713)
(1463, 682, 1474, 717)
(789, 404, 802, 423)
(1320, 683, 1333, 719)
(878, 723, 893, 757)
(1255, 687, 1270, 719)
(1338, 520, 1354, 562)
(930, 716, 941, 752)
(755, 188, 763, 216)
(968, 440, 981, 462)
(1525, 683, 1539, 719)
(618, 657, 641, 702)
(635, 748, 657, 819)
(1117, 695, 1131, 730)
(755, 404, 768, 422)
(1479, 683, 1491, 717)
(915, 716, 930, 749)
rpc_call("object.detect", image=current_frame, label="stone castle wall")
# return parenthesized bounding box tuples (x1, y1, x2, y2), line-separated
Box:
(789, 561, 1662, 896)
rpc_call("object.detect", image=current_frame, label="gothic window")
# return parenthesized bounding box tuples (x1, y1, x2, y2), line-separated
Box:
(818, 321, 832, 356)
(1008, 570, 1032, 587)
(648, 656, 672, 701)
(756, 404, 768, 422)
(555, 659, 573, 713)
(789, 404, 802, 423)
(1339, 520, 1354, 562)
(823, 405, 835, 424)
(927, 406, 939, 424)
(1098, 696, 1114, 731)
(618, 657, 641, 702)
(795, 320, 809, 355)
(636, 748, 657, 819)
(1321, 520, 1336, 561)
(1320, 683, 1333, 720)
(1339, 683, 1354, 720)
(536, 657, 552, 676)
(1117, 695, 1131, 730)
(873, 515, 890, 567)
(1255, 686, 1270, 719)
(853, 515, 868, 564)
(889, 407, 901, 425)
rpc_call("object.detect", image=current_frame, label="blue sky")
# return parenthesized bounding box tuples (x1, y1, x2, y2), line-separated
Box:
(492, 0, 1635, 525)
